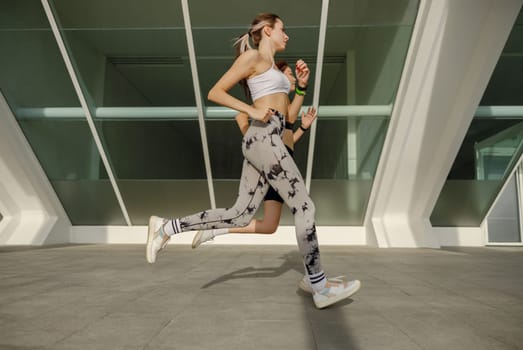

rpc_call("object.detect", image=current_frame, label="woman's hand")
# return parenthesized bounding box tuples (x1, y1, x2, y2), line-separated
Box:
(295, 59, 310, 88)
(250, 107, 275, 123)
(300, 106, 317, 129)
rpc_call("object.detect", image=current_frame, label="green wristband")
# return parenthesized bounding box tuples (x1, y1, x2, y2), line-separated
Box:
(295, 87, 306, 96)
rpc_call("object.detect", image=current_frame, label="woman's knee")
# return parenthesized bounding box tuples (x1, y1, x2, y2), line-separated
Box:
(256, 221, 278, 234)
(234, 214, 254, 227)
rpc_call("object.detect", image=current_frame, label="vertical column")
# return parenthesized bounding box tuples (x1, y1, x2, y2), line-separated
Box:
(0, 92, 71, 244)
(366, 0, 523, 247)
(181, 0, 216, 209)
(346, 50, 358, 177)
(306, 0, 329, 190)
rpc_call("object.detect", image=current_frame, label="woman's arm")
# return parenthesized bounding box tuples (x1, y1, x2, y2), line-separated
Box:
(293, 107, 317, 144)
(235, 112, 250, 135)
(287, 59, 310, 124)
(208, 50, 270, 122)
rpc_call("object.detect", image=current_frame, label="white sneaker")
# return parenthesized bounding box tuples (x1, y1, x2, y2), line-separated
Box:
(313, 279, 361, 309)
(191, 230, 215, 249)
(146, 216, 170, 263)
(299, 275, 346, 294)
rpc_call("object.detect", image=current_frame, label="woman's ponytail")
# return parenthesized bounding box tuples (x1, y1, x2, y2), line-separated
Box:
(233, 13, 280, 57)
(233, 32, 251, 57)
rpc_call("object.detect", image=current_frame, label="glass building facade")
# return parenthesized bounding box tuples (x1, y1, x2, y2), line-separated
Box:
(431, 9, 523, 227)
(0, 0, 419, 225)
(0, 0, 521, 246)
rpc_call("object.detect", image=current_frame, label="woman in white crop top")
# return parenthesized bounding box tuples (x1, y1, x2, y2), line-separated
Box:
(146, 13, 361, 309)
(192, 60, 317, 241)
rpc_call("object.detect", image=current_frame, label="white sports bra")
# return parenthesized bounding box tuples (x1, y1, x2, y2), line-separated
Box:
(247, 65, 291, 101)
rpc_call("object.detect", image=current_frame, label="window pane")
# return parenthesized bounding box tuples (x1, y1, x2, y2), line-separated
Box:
(309, 116, 389, 225)
(311, 0, 419, 225)
(0, 0, 125, 224)
(431, 8, 523, 226)
(50, 0, 210, 223)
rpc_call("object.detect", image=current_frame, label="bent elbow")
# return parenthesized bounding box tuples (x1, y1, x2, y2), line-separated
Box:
(208, 86, 222, 104)
(207, 88, 216, 103)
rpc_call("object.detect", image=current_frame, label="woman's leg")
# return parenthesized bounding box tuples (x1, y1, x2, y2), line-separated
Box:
(229, 200, 283, 234)
(243, 126, 325, 289)
(165, 158, 268, 234)
(246, 139, 362, 307)
(193, 152, 287, 242)
(146, 158, 270, 262)
(191, 199, 282, 248)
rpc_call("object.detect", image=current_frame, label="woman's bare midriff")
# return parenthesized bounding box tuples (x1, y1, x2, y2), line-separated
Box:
(253, 93, 294, 150)
(252, 93, 290, 119)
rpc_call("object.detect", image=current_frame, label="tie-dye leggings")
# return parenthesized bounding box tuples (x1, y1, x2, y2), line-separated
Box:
(170, 111, 323, 276)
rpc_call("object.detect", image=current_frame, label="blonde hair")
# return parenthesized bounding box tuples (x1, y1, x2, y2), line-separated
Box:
(233, 13, 281, 100)
(233, 13, 281, 56)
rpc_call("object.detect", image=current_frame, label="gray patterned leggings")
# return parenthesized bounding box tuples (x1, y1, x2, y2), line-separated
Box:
(169, 111, 323, 276)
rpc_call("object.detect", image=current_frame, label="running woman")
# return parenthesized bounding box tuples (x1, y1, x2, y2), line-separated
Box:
(146, 13, 361, 309)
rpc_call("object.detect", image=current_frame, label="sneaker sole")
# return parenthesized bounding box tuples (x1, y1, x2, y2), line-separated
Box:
(314, 280, 361, 309)
(191, 230, 204, 249)
(146, 215, 159, 264)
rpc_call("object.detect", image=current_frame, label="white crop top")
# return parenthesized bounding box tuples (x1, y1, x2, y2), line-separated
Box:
(247, 66, 291, 101)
